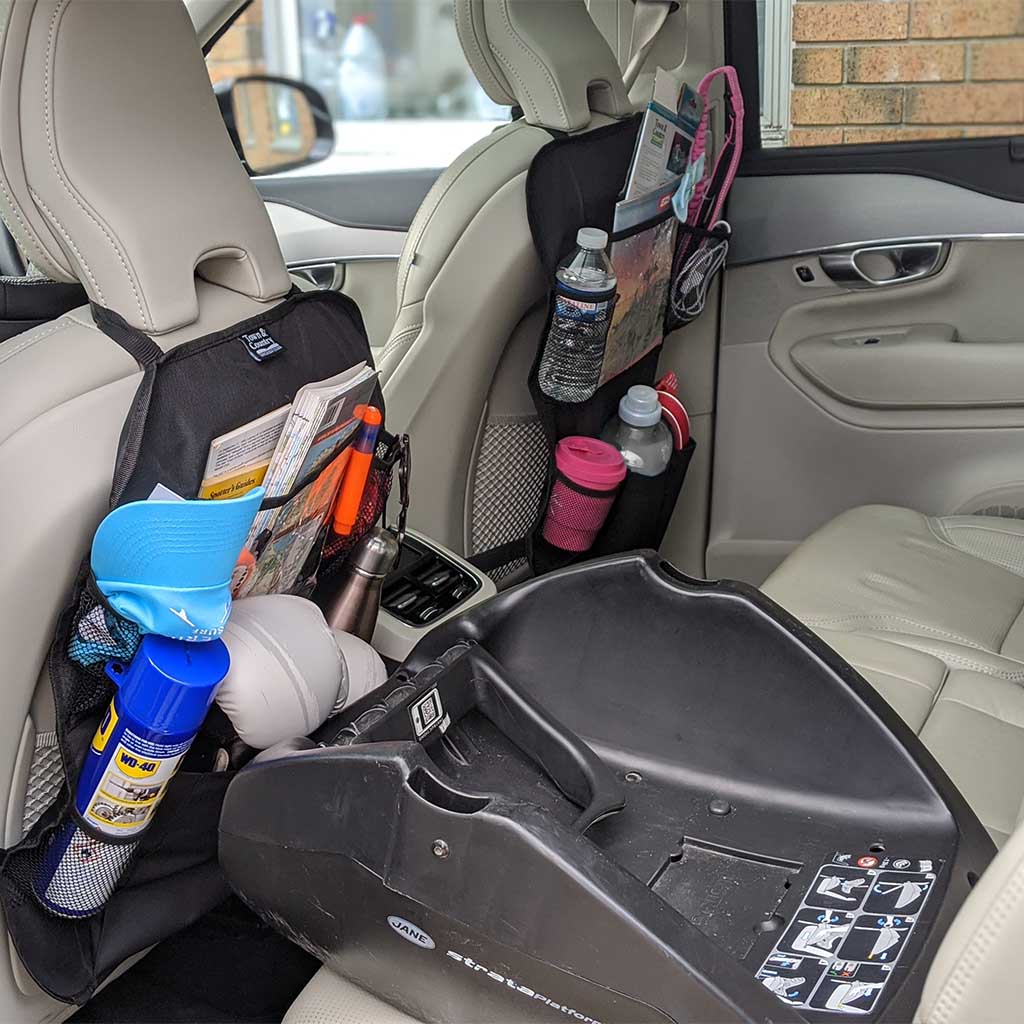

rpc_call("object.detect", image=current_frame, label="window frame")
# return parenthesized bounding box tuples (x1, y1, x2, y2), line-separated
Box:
(758, 0, 793, 149)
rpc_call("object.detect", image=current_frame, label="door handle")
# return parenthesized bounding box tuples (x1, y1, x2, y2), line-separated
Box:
(820, 241, 949, 289)
(289, 260, 345, 291)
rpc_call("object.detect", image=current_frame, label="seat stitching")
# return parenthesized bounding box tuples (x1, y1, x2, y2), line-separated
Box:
(0, 316, 70, 366)
(28, 189, 102, 299)
(381, 322, 422, 363)
(0, 178, 63, 281)
(42, 2, 149, 327)
(843, 660, 939, 695)
(496, 0, 568, 127)
(894, 643, 1024, 682)
(803, 613, 987, 650)
(931, 694, 1024, 728)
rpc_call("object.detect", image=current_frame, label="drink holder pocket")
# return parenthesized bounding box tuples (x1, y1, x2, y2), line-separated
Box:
(318, 430, 402, 580)
(0, 288, 379, 1004)
(536, 292, 618, 405)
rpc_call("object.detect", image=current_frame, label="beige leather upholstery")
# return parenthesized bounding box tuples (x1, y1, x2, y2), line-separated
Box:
(0, 2, 288, 1017)
(916, 816, 1024, 1023)
(380, 0, 634, 552)
(0, 0, 289, 333)
(763, 505, 1024, 846)
(454, 0, 632, 132)
(284, 966, 422, 1024)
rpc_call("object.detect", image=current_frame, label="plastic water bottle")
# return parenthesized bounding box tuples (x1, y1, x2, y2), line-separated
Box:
(337, 15, 387, 120)
(538, 228, 618, 403)
(601, 386, 673, 477)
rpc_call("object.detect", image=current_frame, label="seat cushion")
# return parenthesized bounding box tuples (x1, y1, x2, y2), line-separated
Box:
(763, 505, 1024, 846)
(284, 966, 422, 1024)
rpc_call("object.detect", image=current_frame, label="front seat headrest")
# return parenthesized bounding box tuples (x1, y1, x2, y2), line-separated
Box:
(455, 0, 634, 133)
(0, 0, 290, 335)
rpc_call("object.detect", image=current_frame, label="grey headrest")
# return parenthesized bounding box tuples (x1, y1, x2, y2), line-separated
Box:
(0, 0, 290, 335)
(455, 0, 634, 133)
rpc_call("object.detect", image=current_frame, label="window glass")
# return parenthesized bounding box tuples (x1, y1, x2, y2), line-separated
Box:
(207, 0, 511, 175)
(755, 0, 1024, 148)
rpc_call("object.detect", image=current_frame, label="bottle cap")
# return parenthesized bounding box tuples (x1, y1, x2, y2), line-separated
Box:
(108, 634, 231, 736)
(349, 527, 401, 578)
(618, 385, 663, 428)
(576, 227, 608, 251)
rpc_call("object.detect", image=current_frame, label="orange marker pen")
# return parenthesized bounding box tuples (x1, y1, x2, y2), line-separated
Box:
(332, 406, 382, 537)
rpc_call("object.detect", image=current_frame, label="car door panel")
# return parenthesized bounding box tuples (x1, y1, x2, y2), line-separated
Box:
(266, 202, 403, 352)
(255, 168, 440, 231)
(712, 170, 1024, 586)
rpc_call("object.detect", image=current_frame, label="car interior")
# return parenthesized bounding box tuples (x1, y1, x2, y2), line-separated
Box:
(1, 0, 1023, 1022)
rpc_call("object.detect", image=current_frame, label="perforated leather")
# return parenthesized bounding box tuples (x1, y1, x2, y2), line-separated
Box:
(764, 505, 1024, 846)
(916, 816, 1024, 1023)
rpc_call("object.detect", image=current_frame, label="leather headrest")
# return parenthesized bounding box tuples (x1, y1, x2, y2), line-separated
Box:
(455, 0, 634, 133)
(0, 0, 290, 335)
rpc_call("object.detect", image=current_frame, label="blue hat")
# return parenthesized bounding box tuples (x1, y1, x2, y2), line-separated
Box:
(91, 489, 264, 641)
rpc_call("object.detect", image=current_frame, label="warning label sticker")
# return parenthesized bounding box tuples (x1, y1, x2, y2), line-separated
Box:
(756, 852, 939, 1016)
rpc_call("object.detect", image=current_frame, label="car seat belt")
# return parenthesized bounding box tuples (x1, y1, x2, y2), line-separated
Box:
(622, 0, 680, 91)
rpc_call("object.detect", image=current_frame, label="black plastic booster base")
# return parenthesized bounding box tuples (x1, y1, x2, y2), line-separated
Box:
(219, 553, 994, 1024)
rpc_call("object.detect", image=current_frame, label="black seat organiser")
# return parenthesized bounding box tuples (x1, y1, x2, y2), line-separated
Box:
(0, 288, 382, 1004)
(477, 114, 696, 580)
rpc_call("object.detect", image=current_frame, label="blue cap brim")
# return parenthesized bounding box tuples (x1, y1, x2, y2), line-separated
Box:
(92, 489, 263, 639)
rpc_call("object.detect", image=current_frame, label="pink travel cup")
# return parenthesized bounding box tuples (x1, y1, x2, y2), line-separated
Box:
(542, 437, 627, 552)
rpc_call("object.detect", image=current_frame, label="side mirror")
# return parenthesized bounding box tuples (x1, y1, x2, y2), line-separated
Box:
(215, 75, 334, 176)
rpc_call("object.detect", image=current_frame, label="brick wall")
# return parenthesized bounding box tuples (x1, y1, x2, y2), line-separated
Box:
(789, 0, 1024, 145)
(206, 0, 266, 86)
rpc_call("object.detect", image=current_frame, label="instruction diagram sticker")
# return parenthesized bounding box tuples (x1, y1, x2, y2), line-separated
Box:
(757, 852, 939, 1016)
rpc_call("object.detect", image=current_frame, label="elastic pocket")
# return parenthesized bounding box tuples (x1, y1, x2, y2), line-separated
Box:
(590, 438, 696, 556)
(318, 431, 401, 579)
(536, 291, 617, 405)
(541, 469, 621, 554)
(66, 573, 141, 681)
(666, 222, 731, 332)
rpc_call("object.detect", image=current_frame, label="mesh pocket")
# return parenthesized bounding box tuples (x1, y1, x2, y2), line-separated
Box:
(541, 471, 619, 553)
(667, 223, 731, 331)
(536, 293, 616, 405)
(25, 821, 138, 920)
(66, 579, 140, 682)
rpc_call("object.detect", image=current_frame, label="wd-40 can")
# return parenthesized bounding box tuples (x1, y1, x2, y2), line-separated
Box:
(35, 634, 230, 918)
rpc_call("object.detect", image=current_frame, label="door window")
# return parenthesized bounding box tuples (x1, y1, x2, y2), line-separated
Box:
(207, 0, 511, 174)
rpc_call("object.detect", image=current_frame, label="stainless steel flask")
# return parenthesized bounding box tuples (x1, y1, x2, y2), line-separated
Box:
(324, 527, 401, 640)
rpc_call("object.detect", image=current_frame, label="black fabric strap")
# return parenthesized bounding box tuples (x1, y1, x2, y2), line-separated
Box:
(91, 303, 163, 368)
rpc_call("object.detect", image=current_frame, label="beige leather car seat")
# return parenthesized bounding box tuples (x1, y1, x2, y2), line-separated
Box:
(0, 0, 290, 1017)
(762, 505, 1024, 849)
(283, 812, 1024, 1023)
(377, 0, 634, 556)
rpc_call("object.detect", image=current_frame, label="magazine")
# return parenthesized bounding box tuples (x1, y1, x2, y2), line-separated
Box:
(230, 363, 378, 597)
(623, 70, 703, 201)
(600, 179, 679, 386)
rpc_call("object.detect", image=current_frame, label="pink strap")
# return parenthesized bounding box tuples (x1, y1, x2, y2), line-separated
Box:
(686, 65, 745, 227)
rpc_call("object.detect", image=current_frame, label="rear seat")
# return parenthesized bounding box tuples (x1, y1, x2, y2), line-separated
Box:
(763, 504, 1024, 846)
